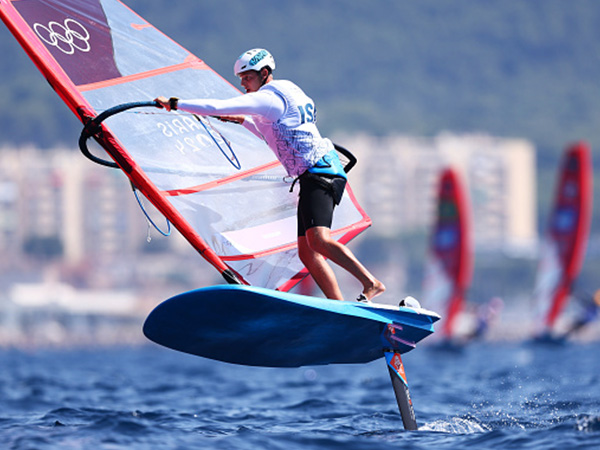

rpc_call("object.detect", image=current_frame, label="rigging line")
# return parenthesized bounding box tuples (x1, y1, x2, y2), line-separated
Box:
(194, 114, 242, 170)
(133, 163, 292, 185)
(140, 165, 286, 179)
(131, 182, 172, 238)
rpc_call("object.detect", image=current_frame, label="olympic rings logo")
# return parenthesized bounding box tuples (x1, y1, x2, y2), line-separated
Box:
(33, 18, 91, 55)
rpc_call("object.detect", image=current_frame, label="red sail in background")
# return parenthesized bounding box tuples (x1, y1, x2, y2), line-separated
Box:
(421, 168, 473, 337)
(533, 142, 593, 331)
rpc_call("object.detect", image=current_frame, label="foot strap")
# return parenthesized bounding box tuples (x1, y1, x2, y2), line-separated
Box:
(356, 293, 371, 303)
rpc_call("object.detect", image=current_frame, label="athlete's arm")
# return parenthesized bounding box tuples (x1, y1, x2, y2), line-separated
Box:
(177, 91, 285, 122)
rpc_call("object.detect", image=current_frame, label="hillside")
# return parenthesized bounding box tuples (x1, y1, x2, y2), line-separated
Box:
(1, 1, 599, 159)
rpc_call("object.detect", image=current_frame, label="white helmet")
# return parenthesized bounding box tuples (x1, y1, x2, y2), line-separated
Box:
(234, 48, 276, 76)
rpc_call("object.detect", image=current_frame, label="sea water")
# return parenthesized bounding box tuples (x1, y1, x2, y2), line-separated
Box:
(1, 342, 599, 449)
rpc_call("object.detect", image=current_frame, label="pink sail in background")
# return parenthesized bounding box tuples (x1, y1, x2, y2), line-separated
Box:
(422, 168, 473, 338)
(533, 142, 593, 333)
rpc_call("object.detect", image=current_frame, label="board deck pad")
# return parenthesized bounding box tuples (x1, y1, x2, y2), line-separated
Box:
(143, 285, 439, 367)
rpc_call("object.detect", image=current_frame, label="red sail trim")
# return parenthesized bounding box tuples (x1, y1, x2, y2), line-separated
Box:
(278, 269, 311, 293)
(162, 160, 282, 196)
(219, 220, 370, 261)
(344, 184, 371, 225)
(78, 58, 208, 91)
(131, 22, 151, 31)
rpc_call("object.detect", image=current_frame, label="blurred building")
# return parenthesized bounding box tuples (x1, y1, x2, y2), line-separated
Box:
(0, 146, 210, 293)
(0, 135, 537, 287)
(334, 132, 537, 254)
(2, 147, 140, 264)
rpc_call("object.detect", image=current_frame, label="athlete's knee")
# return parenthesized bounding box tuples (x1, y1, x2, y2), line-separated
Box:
(298, 244, 312, 265)
(298, 236, 318, 263)
(306, 231, 335, 255)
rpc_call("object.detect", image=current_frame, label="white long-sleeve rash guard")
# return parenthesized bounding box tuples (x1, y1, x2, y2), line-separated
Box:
(176, 80, 333, 177)
(176, 91, 284, 140)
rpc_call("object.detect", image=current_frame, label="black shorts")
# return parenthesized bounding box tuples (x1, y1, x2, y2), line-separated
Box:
(297, 174, 345, 237)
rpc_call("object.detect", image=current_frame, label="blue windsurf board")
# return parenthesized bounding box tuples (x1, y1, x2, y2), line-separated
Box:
(143, 285, 439, 367)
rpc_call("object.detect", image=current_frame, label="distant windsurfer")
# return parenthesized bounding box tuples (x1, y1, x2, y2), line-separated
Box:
(562, 289, 600, 338)
(155, 48, 385, 302)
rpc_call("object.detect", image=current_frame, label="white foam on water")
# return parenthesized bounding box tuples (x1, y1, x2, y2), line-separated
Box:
(420, 417, 491, 434)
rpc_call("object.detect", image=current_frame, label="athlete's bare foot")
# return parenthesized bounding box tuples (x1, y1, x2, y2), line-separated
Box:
(362, 280, 386, 301)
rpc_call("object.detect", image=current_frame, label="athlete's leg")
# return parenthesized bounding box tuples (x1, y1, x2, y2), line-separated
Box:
(297, 174, 385, 301)
(297, 235, 344, 300)
(305, 226, 386, 301)
(297, 178, 344, 301)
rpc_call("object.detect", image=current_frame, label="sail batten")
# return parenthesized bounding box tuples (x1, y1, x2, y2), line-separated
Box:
(78, 59, 209, 92)
(161, 160, 283, 196)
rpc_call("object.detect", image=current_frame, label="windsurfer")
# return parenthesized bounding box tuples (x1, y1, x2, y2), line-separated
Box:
(155, 48, 385, 302)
